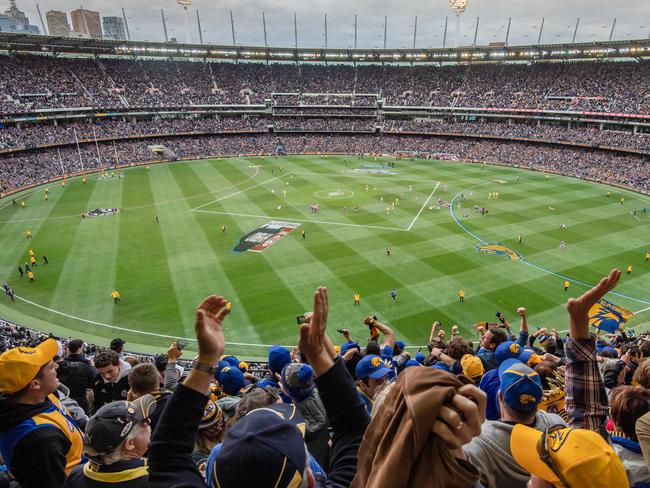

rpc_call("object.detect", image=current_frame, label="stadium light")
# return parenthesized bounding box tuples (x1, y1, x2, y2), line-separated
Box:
(177, 0, 192, 44)
(448, 0, 469, 48)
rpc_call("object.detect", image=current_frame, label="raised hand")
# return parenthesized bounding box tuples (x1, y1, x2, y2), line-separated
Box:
(299, 287, 335, 375)
(194, 295, 228, 364)
(433, 384, 486, 452)
(567, 269, 621, 339)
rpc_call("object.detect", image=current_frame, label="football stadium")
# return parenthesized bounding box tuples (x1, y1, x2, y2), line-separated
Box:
(0, 0, 650, 486)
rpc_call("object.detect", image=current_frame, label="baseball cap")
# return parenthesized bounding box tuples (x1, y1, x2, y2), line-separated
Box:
(268, 346, 291, 374)
(510, 424, 628, 488)
(340, 341, 361, 356)
(395, 340, 406, 352)
(405, 359, 421, 368)
(0, 339, 58, 394)
(498, 358, 543, 411)
(538, 335, 551, 347)
(218, 366, 245, 395)
(495, 341, 523, 365)
(461, 354, 484, 380)
(84, 395, 156, 460)
(355, 354, 391, 380)
(519, 348, 543, 366)
(415, 352, 426, 364)
(110, 338, 125, 349)
(211, 404, 307, 488)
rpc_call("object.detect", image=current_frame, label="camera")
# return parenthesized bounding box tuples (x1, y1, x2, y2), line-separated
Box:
(296, 315, 309, 325)
(175, 339, 186, 351)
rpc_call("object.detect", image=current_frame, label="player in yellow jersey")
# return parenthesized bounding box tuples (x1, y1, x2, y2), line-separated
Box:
(25, 230, 32, 239)
(646, 252, 650, 263)
(354, 292, 360, 306)
(20, 201, 26, 209)
(459, 289, 465, 302)
(111, 290, 121, 303)
(621, 197, 624, 205)
(27, 271, 34, 283)
(564, 280, 570, 291)
(627, 265, 632, 274)
(28, 249, 34, 257)
(61, 181, 65, 188)
(221, 224, 226, 234)
(30, 255, 36, 267)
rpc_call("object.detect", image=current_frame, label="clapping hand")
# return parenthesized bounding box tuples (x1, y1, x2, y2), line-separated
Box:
(194, 295, 228, 365)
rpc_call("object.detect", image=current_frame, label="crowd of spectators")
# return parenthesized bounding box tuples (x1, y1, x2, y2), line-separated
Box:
(1, 116, 649, 154)
(1, 270, 650, 487)
(2, 53, 650, 114)
(1, 132, 648, 196)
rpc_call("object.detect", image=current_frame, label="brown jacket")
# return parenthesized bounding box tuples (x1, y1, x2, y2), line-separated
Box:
(352, 367, 480, 488)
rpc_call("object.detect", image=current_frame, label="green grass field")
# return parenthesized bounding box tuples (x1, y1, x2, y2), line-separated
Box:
(1, 155, 649, 359)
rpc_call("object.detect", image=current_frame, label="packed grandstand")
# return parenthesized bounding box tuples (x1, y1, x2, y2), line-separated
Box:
(1, 29, 650, 488)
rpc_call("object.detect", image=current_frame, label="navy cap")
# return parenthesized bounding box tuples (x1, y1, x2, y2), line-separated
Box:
(211, 405, 307, 488)
(85, 395, 156, 460)
(498, 358, 543, 411)
(355, 354, 391, 380)
(415, 352, 426, 364)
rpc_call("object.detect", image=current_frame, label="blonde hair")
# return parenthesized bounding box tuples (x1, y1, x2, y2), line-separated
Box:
(371, 381, 396, 419)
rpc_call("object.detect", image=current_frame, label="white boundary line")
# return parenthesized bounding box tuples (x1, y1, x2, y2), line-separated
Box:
(192, 174, 286, 211)
(192, 209, 407, 232)
(11, 295, 293, 348)
(407, 181, 440, 231)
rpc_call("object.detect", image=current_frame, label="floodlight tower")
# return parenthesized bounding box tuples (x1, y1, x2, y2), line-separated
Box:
(177, 0, 192, 44)
(448, 0, 468, 48)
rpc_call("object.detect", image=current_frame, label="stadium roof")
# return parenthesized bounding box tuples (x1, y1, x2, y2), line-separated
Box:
(0, 33, 649, 63)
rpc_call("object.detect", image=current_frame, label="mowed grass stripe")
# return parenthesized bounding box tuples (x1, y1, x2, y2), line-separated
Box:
(46, 176, 124, 331)
(111, 168, 184, 342)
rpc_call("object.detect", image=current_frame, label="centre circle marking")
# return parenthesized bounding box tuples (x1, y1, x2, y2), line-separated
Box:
(314, 189, 354, 199)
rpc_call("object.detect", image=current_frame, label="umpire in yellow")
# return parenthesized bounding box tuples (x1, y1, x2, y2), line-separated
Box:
(0, 339, 84, 488)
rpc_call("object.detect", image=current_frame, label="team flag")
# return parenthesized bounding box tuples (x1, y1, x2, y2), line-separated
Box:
(588, 299, 634, 333)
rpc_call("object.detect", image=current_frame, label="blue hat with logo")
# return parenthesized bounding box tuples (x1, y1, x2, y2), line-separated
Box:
(355, 354, 391, 380)
(495, 341, 523, 365)
(218, 366, 245, 395)
(211, 404, 307, 488)
(268, 345, 291, 374)
(415, 352, 426, 364)
(498, 358, 543, 412)
(340, 341, 361, 356)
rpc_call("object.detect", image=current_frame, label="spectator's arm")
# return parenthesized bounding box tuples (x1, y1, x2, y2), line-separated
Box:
(429, 321, 440, 344)
(565, 269, 620, 438)
(602, 360, 626, 389)
(370, 319, 395, 349)
(516, 307, 530, 347)
(149, 295, 229, 488)
(164, 361, 180, 390)
(300, 287, 369, 487)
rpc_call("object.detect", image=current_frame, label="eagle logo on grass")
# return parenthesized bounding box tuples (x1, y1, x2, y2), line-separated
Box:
(476, 244, 522, 261)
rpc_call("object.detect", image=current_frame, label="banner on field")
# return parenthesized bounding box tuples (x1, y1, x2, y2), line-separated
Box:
(233, 221, 300, 253)
(588, 298, 634, 333)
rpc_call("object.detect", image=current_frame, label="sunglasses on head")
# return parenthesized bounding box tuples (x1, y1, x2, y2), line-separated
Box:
(537, 424, 571, 488)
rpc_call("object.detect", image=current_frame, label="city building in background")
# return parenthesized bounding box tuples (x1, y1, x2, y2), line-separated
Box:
(102, 16, 126, 40)
(46, 10, 70, 37)
(71, 7, 101, 38)
(0, 0, 39, 34)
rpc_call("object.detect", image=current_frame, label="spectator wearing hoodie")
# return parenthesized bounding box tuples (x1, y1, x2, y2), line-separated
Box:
(463, 359, 567, 488)
(0, 339, 84, 488)
(92, 351, 131, 413)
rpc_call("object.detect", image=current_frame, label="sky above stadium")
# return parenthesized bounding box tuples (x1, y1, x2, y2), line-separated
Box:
(19, 0, 650, 48)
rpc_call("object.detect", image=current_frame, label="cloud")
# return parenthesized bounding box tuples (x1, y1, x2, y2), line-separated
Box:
(18, 0, 650, 48)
